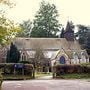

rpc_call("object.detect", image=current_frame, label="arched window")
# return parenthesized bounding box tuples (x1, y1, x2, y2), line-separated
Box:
(21, 52, 26, 61)
(81, 51, 86, 62)
(59, 56, 66, 64)
(73, 52, 78, 60)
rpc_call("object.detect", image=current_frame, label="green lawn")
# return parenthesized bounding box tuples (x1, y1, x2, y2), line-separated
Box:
(2, 75, 33, 80)
(0, 72, 52, 81)
(56, 73, 90, 79)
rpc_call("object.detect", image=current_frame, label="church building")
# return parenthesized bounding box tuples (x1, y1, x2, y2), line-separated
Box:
(13, 21, 89, 66)
(51, 22, 89, 66)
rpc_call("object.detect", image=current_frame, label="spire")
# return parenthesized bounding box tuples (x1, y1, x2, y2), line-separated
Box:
(64, 21, 74, 41)
(65, 21, 73, 32)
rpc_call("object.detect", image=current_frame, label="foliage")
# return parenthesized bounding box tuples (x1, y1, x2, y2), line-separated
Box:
(0, 0, 15, 8)
(53, 64, 90, 78)
(0, 0, 9, 4)
(0, 16, 21, 45)
(0, 63, 34, 76)
(33, 47, 50, 73)
(31, 1, 61, 37)
(24, 64, 34, 75)
(19, 60, 30, 64)
(18, 20, 32, 37)
(60, 28, 64, 38)
(34, 48, 45, 68)
(76, 25, 90, 46)
(76, 25, 90, 55)
(6, 42, 20, 63)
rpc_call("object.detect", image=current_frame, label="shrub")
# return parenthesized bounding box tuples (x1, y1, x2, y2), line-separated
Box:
(24, 64, 34, 75)
(0, 63, 34, 77)
(3, 63, 14, 74)
(19, 61, 30, 64)
(53, 64, 90, 77)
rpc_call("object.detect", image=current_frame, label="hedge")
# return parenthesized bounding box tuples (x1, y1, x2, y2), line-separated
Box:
(52, 64, 90, 78)
(0, 63, 34, 78)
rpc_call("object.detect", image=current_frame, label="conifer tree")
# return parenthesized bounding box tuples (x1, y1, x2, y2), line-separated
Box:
(60, 28, 64, 38)
(6, 42, 20, 63)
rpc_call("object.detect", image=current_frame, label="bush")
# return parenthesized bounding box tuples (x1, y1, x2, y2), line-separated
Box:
(0, 63, 34, 77)
(53, 64, 90, 77)
(19, 61, 30, 64)
(3, 63, 14, 74)
(24, 64, 34, 75)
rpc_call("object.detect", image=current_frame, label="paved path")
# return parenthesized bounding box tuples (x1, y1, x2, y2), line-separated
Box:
(1, 79, 90, 90)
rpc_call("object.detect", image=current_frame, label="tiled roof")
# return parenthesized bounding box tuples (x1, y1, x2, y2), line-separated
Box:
(13, 37, 81, 50)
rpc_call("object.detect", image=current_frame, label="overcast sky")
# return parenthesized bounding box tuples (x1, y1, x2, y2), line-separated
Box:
(2, 0, 90, 26)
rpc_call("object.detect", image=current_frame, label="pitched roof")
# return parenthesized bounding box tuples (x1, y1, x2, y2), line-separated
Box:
(13, 37, 81, 50)
(51, 49, 89, 60)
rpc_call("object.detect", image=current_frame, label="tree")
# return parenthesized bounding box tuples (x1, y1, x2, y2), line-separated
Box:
(0, 0, 20, 46)
(60, 28, 64, 38)
(76, 24, 90, 57)
(0, 15, 21, 45)
(6, 42, 20, 63)
(85, 32, 90, 55)
(33, 48, 45, 69)
(76, 25, 89, 47)
(34, 48, 50, 72)
(0, 0, 9, 4)
(18, 20, 32, 37)
(30, 1, 61, 37)
(0, 0, 14, 7)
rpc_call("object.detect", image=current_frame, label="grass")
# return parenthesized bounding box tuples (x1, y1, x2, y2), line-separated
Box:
(56, 73, 90, 79)
(2, 74, 33, 80)
(35, 72, 52, 78)
(0, 72, 52, 80)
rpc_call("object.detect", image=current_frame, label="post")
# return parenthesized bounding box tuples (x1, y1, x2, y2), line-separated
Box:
(32, 68, 35, 79)
(52, 67, 55, 78)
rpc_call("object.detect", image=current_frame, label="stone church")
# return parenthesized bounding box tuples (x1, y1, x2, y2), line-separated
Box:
(12, 21, 89, 66)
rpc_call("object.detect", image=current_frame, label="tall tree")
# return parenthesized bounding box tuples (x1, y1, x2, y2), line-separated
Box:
(6, 42, 20, 63)
(85, 32, 90, 55)
(76, 24, 90, 56)
(18, 20, 32, 37)
(76, 25, 89, 45)
(60, 28, 64, 38)
(31, 1, 61, 37)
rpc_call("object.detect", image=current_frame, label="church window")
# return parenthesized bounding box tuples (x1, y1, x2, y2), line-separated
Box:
(21, 52, 26, 61)
(59, 56, 66, 64)
(73, 52, 78, 60)
(81, 51, 86, 61)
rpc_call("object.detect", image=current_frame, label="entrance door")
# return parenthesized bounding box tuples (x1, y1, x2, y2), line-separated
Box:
(59, 56, 66, 64)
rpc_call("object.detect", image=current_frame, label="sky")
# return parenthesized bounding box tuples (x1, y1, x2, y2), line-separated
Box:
(1, 0, 90, 26)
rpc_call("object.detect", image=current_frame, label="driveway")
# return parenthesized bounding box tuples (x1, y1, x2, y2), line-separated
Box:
(1, 79, 90, 90)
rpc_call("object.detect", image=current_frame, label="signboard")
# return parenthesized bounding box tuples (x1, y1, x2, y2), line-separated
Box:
(14, 64, 24, 69)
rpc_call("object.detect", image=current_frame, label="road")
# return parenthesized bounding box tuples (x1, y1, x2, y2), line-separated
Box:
(1, 79, 90, 90)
